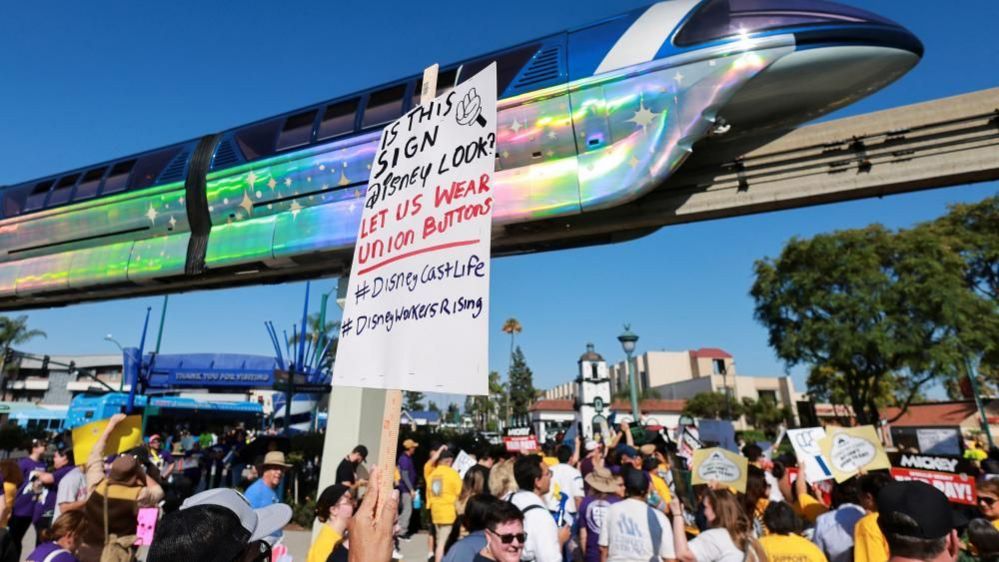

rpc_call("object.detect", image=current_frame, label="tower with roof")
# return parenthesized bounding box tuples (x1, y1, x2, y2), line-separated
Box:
(576, 343, 611, 441)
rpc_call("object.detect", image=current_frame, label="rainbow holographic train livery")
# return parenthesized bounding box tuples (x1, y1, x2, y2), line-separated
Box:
(0, 0, 922, 309)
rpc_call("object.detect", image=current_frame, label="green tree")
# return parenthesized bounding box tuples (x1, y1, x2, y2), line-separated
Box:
(508, 346, 536, 421)
(287, 312, 339, 372)
(446, 402, 461, 424)
(404, 390, 425, 412)
(741, 397, 792, 433)
(683, 392, 743, 420)
(427, 401, 441, 415)
(752, 222, 998, 425)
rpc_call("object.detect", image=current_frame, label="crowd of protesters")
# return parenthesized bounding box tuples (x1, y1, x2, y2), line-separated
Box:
(301, 421, 999, 562)
(5, 412, 999, 562)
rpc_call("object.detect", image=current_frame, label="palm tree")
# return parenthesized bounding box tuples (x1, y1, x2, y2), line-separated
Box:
(501, 318, 522, 366)
(0, 315, 45, 399)
(500, 318, 522, 427)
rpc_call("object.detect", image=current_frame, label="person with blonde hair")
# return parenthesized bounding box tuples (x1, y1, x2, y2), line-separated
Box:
(670, 488, 766, 561)
(25, 510, 88, 562)
(488, 458, 517, 499)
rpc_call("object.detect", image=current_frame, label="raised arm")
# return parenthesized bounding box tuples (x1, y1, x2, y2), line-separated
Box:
(86, 413, 127, 490)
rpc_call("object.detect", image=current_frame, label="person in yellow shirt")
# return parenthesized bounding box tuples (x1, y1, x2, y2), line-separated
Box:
(759, 501, 828, 562)
(778, 461, 829, 524)
(977, 479, 999, 530)
(428, 449, 463, 562)
(854, 471, 892, 562)
(424, 444, 447, 560)
(307, 484, 353, 562)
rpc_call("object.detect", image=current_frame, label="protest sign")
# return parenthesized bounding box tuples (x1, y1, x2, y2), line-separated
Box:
(503, 435, 539, 453)
(692, 447, 748, 493)
(888, 452, 973, 474)
(787, 427, 835, 483)
(891, 467, 977, 505)
(699, 419, 738, 452)
(677, 426, 701, 462)
(916, 428, 962, 455)
(332, 63, 497, 395)
(71, 415, 143, 464)
(134, 507, 158, 546)
(453, 450, 476, 478)
(819, 425, 890, 482)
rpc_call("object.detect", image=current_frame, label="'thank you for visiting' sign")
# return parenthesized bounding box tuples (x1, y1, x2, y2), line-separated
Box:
(333, 64, 497, 395)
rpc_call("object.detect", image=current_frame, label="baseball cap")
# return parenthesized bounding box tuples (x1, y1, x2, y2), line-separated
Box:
(616, 444, 638, 458)
(877, 481, 966, 540)
(402, 438, 419, 450)
(584, 440, 598, 452)
(181, 488, 292, 542)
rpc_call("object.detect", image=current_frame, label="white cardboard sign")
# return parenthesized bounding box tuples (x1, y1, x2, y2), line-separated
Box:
(333, 64, 497, 395)
(787, 427, 835, 482)
(453, 450, 476, 478)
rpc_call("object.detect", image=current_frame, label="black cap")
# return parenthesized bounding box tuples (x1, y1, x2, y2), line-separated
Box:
(877, 481, 966, 539)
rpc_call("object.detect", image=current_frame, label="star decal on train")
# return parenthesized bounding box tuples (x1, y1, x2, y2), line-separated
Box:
(240, 192, 254, 216)
(628, 99, 659, 132)
(145, 204, 158, 224)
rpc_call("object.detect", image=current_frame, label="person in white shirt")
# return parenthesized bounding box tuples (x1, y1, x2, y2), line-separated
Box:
(671, 488, 766, 562)
(507, 454, 568, 562)
(600, 466, 676, 562)
(547, 444, 584, 523)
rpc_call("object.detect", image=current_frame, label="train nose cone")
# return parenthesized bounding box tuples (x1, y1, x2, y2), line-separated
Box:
(676, 0, 924, 133)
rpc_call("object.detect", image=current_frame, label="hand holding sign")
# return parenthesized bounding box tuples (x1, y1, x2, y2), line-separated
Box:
(692, 447, 748, 493)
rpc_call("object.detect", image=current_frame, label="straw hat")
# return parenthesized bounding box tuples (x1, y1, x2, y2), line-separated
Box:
(262, 451, 291, 469)
(584, 467, 618, 494)
(402, 439, 419, 450)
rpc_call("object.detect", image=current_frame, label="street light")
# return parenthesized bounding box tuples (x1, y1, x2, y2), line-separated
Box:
(617, 325, 642, 440)
(104, 334, 125, 391)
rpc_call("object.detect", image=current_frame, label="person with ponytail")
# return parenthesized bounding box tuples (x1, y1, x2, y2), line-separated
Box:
(25, 510, 86, 562)
(307, 484, 353, 562)
(670, 488, 767, 562)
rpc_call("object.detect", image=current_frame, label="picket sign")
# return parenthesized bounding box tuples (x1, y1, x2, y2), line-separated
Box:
(374, 64, 442, 511)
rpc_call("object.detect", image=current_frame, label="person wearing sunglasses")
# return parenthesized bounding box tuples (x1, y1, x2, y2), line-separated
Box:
(475, 501, 525, 562)
(978, 480, 999, 529)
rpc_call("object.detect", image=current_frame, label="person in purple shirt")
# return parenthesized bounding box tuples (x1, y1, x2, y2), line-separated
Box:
(577, 467, 623, 562)
(25, 509, 87, 562)
(397, 438, 419, 539)
(11, 439, 54, 548)
(34, 448, 77, 535)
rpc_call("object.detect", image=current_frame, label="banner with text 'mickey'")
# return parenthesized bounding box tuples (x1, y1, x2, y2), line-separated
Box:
(333, 64, 497, 395)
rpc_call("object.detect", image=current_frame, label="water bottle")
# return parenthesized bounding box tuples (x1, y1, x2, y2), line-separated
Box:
(413, 490, 423, 510)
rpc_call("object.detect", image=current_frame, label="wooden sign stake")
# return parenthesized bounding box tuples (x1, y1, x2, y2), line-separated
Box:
(375, 63, 440, 513)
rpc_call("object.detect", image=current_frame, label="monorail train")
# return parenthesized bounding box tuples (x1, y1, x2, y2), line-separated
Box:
(0, 0, 922, 310)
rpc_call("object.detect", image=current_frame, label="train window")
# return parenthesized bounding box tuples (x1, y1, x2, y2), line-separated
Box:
(276, 109, 318, 151)
(236, 119, 283, 162)
(47, 173, 79, 206)
(131, 146, 183, 190)
(674, 0, 894, 46)
(73, 167, 106, 201)
(2, 186, 28, 218)
(102, 160, 135, 195)
(412, 68, 458, 105)
(317, 98, 359, 140)
(23, 180, 53, 212)
(458, 43, 540, 94)
(362, 84, 407, 129)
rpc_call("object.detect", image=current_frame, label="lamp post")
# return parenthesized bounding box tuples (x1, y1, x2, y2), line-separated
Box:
(617, 325, 642, 440)
(104, 334, 125, 391)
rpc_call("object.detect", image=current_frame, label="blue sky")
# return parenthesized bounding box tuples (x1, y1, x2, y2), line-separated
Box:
(0, 1, 996, 401)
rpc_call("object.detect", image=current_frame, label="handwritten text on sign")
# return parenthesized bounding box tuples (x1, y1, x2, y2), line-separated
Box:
(333, 65, 497, 395)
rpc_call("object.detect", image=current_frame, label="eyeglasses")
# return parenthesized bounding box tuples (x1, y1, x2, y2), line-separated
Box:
(488, 529, 527, 545)
(979, 496, 998, 507)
